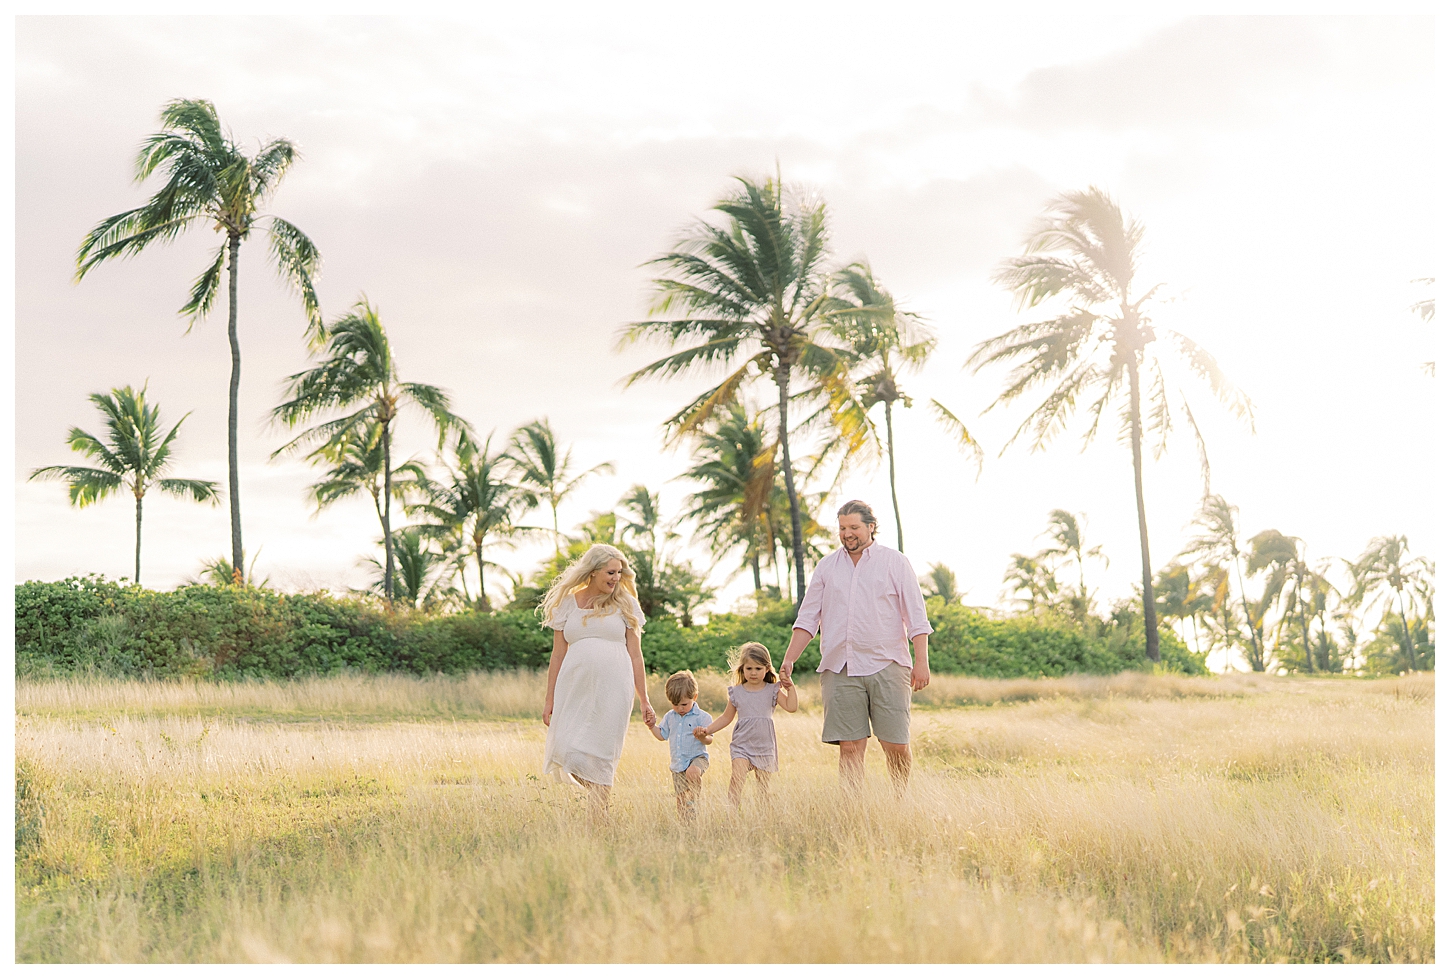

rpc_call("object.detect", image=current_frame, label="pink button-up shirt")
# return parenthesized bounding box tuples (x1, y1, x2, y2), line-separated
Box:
(793, 542, 933, 676)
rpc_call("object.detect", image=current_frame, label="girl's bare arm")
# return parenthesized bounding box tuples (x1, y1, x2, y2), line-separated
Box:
(779, 681, 799, 713)
(699, 702, 736, 737)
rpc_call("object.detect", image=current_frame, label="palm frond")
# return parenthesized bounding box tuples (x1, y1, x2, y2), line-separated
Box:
(929, 399, 985, 476)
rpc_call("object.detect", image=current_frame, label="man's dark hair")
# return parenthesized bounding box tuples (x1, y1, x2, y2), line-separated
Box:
(836, 499, 878, 539)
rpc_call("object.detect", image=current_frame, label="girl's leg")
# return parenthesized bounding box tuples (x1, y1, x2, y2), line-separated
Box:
(728, 758, 751, 809)
(754, 768, 772, 803)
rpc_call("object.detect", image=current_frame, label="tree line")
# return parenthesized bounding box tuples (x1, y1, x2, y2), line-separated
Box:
(30, 98, 1435, 673)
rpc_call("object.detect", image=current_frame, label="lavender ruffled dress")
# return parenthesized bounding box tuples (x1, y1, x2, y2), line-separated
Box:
(727, 681, 780, 772)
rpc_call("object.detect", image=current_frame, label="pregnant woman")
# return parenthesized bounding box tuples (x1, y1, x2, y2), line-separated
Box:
(540, 543, 656, 818)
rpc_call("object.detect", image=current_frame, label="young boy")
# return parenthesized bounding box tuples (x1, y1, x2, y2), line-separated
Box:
(647, 670, 713, 822)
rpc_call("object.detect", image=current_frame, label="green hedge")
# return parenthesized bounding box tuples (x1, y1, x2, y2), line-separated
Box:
(14, 576, 1204, 680)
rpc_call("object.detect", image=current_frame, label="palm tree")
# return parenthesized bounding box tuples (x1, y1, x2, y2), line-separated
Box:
(1180, 494, 1262, 670)
(618, 173, 859, 606)
(272, 298, 468, 603)
(677, 404, 777, 592)
(507, 418, 614, 556)
(412, 432, 534, 610)
(1245, 529, 1299, 672)
(76, 99, 322, 578)
(920, 562, 962, 604)
(362, 528, 455, 610)
(1004, 553, 1059, 615)
(824, 261, 954, 552)
(1348, 535, 1434, 671)
(970, 189, 1253, 661)
(305, 421, 426, 544)
(1036, 509, 1106, 622)
(617, 484, 674, 567)
(188, 549, 267, 588)
(31, 385, 219, 585)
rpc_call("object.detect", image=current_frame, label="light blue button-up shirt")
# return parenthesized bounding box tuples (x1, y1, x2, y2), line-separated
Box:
(658, 704, 712, 772)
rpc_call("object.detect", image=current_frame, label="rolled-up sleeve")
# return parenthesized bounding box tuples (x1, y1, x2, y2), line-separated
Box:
(896, 555, 933, 640)
(792, 561, 827, 636)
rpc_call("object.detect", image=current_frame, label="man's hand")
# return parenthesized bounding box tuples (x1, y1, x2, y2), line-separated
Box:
(779, 671, 794, 690)
(911, 662, 930, 692)
(780, 659, 794, 682)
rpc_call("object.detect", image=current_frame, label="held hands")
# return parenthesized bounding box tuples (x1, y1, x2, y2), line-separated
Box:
(779, 672, 794, 691)
(641, 702, 657, 726)
(693, 725, 711, 743)
(780, 659, 794, 682)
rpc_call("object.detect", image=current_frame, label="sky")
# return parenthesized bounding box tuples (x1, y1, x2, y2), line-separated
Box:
(11, 12, 1439, 669)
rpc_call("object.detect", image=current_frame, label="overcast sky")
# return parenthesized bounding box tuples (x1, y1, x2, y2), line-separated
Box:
(13, 13, 1437, 666)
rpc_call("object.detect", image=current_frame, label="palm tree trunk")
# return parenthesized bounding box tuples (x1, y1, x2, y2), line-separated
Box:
(1296, 576, 1315, 673)
(226, 233, 244, 576)
(551, 500, 561, 557)
(885, 399, 904, 552)
(1232, 554, 1262, 670)
(134, 492, 143, 585)
(751, 552, 762, 592)
(382, 421, 395, 603)
(475, 539, 490, 612)
(774, 366, 806, 609)
(1125, 358, 1160, 663)
(1396, 587, 1417, 670)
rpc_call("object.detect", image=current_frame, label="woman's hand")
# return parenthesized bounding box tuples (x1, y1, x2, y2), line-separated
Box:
(543, 698, 554, 726)
(641, 701, 657, 726)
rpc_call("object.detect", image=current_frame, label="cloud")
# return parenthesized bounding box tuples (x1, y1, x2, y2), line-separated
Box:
(990, 15, 1432, 133)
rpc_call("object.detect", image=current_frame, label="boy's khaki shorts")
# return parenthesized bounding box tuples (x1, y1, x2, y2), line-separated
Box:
(820, 663, 912, 744)
(671, 755, 709, 793)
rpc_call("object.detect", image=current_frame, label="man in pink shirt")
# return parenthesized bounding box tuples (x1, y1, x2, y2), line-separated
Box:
(780, 500, 932, 791)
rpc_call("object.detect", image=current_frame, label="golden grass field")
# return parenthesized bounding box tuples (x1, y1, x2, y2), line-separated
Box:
(15, 669, 1434, 963)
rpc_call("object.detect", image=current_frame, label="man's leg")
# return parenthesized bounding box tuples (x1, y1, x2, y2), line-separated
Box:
(838, 738, 868, 790)
(880, 740, 911, 792)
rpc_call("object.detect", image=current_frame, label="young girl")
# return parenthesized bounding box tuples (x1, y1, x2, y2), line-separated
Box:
(694, 642, 798, 807)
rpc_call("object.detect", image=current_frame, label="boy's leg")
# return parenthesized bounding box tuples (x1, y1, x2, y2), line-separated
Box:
(680, 760, 706, 820)
(673, 769, 695, 822)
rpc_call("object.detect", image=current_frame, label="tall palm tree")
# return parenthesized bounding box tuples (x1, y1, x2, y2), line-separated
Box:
(76, 99, 322, 577)
(412, 432, 534, 610)
(30, 385, 219, 585)
(1348, 535, 1433, 671)
(362, 528, 455, 610)
(1004, 553, 1059, 615)
(618, 173, 859, 606)
(969, 188, 1254, 661)
(507, 418, 614, 556)
(617, 484, 675, 568)
(1245, 529, 1299, 672)
(677, 404, 777, 592)
(823, 261, 952, 552)
(1036, 509, 1106, 622)
(272, 298, 467, 602)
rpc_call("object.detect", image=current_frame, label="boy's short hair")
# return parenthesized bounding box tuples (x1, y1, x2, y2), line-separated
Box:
(665, 670, 699, 705)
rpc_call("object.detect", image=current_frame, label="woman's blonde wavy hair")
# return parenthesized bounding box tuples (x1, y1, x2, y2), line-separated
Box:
(538, 543, 644, 633)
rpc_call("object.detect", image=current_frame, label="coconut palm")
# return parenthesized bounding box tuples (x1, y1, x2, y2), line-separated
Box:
(1180, 494, 1263, 670)
(677, 404, 777, 592)
(1245, 529, 1299, 671)
(618, 173, 861, 606)
(272, 298, 468, 602)
(411, 432, 535, 610)
(362, 528, 456, 610)
(1004, 553, 1059, 615)
(1348, 535, 1434, 671)
(1036, 509, 1107, 622)
(507, 418, 615, 556)
(824, 261, 969, 552)
(305, 421, 426, 543)
(30, 385, 219, 585)
(617, 484, 674, 568)
(188, 549, 268, 588)
(76, 99, 322, 577)
(920, 562, 962, 605)
(969, 188, 1253, 661)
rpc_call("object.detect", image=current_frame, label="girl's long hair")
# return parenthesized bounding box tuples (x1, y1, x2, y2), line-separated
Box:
(730, 641, 777, 685)
(538, 543, 644, 633)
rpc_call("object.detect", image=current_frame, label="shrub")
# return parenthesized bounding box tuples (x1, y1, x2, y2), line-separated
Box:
(14, 577, 1206, 680)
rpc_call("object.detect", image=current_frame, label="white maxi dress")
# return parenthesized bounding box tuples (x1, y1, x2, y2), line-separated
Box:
(543, 593, 640, 786)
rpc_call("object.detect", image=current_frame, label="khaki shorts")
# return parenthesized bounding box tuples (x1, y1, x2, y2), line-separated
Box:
(820, 663, 912, 745)
(671, 756, 709, 793)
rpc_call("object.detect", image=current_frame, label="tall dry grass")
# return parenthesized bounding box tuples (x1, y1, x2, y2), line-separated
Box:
(15, 671, 1433, 963)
